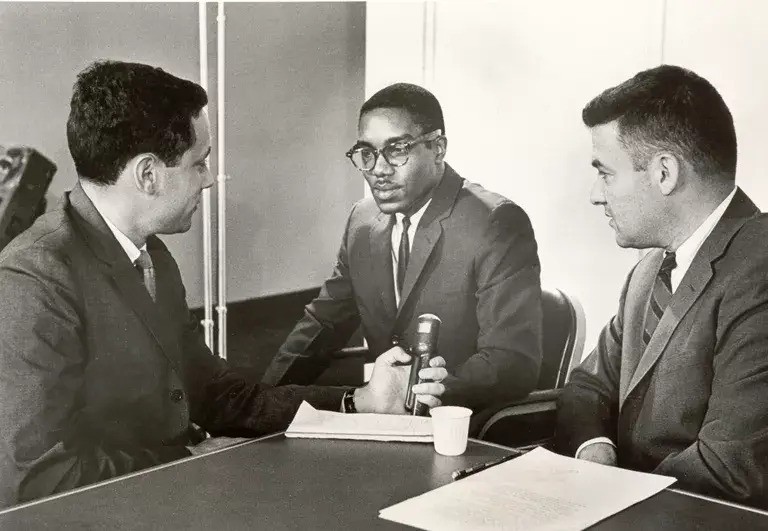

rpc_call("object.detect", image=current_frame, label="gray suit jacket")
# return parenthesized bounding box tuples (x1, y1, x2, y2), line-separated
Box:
(0, 183, 345, 508)
(263, 165, 543, 409)
(557, 189, 768, 508)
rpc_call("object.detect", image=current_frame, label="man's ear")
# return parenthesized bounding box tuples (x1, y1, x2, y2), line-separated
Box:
(651, 152, 680, 196)
(434, 136, 447, 165)
(133, 154, 162, 196)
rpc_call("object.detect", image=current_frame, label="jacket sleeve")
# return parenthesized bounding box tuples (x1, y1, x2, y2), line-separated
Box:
(555, 269, 632, 456)
(0, 251, 190, 509)
(181, 309, 347, 437)
(260, 205, 362, 386)
(441, 202, 543, 409)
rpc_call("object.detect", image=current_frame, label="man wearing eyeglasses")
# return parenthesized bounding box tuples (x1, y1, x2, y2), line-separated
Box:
(262, 83, 543, 416)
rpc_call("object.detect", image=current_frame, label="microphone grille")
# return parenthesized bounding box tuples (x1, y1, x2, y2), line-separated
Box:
(416, 314, 441, 336)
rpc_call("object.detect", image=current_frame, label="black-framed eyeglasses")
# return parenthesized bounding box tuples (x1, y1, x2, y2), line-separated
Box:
(345, 129, 442, 172)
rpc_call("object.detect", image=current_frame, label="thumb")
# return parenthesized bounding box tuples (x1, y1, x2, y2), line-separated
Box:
(381, 346, 411, 366)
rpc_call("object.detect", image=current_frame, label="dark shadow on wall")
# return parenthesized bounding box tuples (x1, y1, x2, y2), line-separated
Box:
(190, 287, 364, 384)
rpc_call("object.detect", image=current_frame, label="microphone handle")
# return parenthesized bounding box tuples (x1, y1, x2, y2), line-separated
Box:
(404, 348, 421, 412)
(411, 350, 433, 417)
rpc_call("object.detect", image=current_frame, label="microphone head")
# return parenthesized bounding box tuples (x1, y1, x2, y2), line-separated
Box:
(414, 313, 441, 352)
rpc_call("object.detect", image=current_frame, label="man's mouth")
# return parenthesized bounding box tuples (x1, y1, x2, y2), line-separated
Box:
(372, 184, 401, 200)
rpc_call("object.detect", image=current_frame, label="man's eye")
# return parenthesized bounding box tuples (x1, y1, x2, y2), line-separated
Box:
(387, 144, 409, 157)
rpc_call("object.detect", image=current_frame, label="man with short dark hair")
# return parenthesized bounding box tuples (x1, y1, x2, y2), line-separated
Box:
(0, 61, 447, 508)
(263, 83, 543, 412)
(556, 64, 768, 508)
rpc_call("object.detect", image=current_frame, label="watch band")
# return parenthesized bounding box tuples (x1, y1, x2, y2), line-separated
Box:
(342, 388, 357, 413)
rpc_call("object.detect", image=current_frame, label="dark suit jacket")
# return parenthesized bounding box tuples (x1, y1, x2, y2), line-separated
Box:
(262, 164, 543, 409)
(0, 183, 345, 508)
(557, 189, 768, 508)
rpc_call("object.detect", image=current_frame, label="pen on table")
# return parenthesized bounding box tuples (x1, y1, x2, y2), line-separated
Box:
(451, 451, 524, 481)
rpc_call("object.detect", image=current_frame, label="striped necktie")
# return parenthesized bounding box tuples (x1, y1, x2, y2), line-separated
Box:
(642, 251, 677, 345)
(135, 250, 156, 302)
(396, 215, 411, 297)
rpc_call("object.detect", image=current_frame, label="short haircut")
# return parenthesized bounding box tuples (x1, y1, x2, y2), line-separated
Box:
(582, 64, 737, 181)
(67, 60, 208, 185)
(360, 82, 446, 137)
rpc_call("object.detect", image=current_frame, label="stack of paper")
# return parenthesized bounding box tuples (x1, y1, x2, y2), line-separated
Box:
(285, 401, 433, 442)
(379, 447, 676, 531)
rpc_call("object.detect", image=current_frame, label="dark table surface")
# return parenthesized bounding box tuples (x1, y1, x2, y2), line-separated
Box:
(1, 434, 766, 530)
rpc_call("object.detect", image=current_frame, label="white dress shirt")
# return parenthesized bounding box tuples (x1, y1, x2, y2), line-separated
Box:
(81, 185, 146, 261)
(391, 199, 432, 306)
(669, 187, 736, 292)
(576, 187, 737, 459)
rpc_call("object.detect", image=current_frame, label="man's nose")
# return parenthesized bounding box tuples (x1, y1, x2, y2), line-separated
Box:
(203, 167, 215, 189)
(589, 178, 606, 205)
(371, 151, 394, 176)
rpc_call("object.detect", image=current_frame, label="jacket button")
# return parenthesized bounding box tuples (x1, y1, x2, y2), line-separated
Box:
(170, 389, 184, 403)
(391, 334, 401, 346)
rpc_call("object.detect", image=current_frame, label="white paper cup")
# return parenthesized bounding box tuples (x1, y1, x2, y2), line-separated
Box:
(430, 406, 472, 456)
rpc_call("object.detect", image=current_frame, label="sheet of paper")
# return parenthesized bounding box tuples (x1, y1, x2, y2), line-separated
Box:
(379, 447, 676, 531)
(285, 401, 433, 442)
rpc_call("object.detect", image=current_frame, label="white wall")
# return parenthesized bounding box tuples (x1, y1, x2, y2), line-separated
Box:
(367, 1, 665, 352)
(0, 2, 366, 308)
(186, 2, 366, 306)
(663, 0, 768, 210)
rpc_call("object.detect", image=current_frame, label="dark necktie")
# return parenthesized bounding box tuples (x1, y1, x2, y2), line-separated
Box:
(135, 250, 156, 302)
(642, 251, 677, 345)
(397, 215, 412, 297)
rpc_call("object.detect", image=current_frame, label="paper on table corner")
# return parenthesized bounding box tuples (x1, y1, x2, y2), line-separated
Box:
(285, 400, 433, 442)
(379, 446, 677, 531)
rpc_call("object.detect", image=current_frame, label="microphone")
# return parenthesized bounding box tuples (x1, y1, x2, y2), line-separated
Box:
(404, 313, 441, 416)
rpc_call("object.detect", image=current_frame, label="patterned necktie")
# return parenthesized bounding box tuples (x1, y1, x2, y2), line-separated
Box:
(642, 251, 677, 345)
(135, 250, 156, 302)
(397, 215, 412, 296)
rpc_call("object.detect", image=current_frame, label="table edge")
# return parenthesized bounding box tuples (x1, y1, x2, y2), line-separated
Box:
(667, 487, 768, 516)
(0, 431, 282, 516)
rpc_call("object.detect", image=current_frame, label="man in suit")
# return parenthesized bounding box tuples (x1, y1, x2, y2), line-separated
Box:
(0, 61, 448, 508)
(556, 64, 768, 508)
(262, 83, 543, 412)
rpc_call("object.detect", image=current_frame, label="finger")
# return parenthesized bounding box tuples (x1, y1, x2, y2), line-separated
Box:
(379, 346, 411, 366)
(412, 381, 446, 397)
(419, 367, 447, 382)
(415, 394, 442, 408)
(428, 356, 446, 368)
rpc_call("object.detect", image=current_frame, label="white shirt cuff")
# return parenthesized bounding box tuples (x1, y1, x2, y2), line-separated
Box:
(575, 437, 616, 459)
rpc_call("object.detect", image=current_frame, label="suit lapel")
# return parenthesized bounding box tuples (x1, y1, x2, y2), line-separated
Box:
(68, 183, 183, 374)
(620, 188, 759, 408)
(395, 165, 463, 321)
(369, 213, 397, 323)
(618, 255, 660, 406)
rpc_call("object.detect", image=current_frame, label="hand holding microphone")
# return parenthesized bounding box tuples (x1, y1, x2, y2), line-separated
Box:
(356, 342, 446, 414)
(405, 314, 442, 416)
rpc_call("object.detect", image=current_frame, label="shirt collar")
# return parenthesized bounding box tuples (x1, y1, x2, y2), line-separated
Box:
(673, 187, 737, 278)
(81, 184, 146, 263)
(395, 198, 432, 230)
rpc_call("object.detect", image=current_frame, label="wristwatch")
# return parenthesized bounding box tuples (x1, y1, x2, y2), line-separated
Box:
(342, 388, 357, 413)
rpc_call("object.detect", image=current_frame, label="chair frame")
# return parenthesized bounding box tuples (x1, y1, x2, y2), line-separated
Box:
(476, 288, 586, 441)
